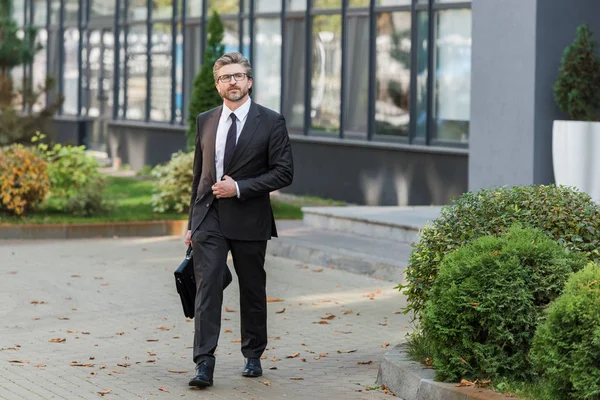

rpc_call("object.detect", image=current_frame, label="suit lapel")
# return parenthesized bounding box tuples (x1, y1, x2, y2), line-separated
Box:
(225, 102, 260, 174)
(203, 106, 222, 183)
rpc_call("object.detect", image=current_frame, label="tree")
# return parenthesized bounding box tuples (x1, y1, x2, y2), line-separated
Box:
(554, 24, 600, 121)
(186, 10, 224, 151)
(0, 0, 62, 145)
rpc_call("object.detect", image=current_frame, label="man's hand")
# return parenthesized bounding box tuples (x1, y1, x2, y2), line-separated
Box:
(184, 230, 192, 247)
(212, 175, 237, 198)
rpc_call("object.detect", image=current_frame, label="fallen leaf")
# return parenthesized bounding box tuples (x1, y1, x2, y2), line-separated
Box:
(321, 315, 336, 320)
(117, 363, 130, 368)
(100, 283, 110, 287)
(90, 372, 97, 376)
(269, 366, 277, 370)
(147, 339, 159, 342)
(471, 302, 479, 307)
(34, 364, 46, 367)
(30, 300, 46, 304)
(146, 359, 156, 363)
(342, 310, 353, 315)
(49, 338, 66, 343)
(97, 390, 112, 396)
(111, 370, 123, 374)
(289, 377, 304, 380)
(393, 311, 401, 314)
(300, 358, 306, 362)
(337, 349, 357, 354)
(71, 362, 94, 367)
(157, 325, 170, 331)
(456, 379, 476, 387)
(225, 307, 236, 312)
(7, 271, 17, 274)
(382, 342, 390, 348)
(287, 352, 300, 358)
(224, 329, 232, 333)
(276, 308, 286, 314)
(312, 268, 323, 273)
(168, 370, 188, 374)
(158, 387, 168, 392)
(66, 330, 78, 334)
(89, 356, 95, 360)
(172, 336, 180, 339)
(71, 274, 81, 278)
(313, 321, 329, 325)
(81, 332, 90, 335)
(148, 352, 157, 356)
(263, 380, 271, 386)
(357, 361, 373, 365)
(94, 277, 103, 280)
(260, 355, 267, 360)
(267, 297, 285, 303)
(116, 332, 125, 335)
(57, 317, 70, 320)
(231, 339, 242, 343)
(32, 318, 40, 320)
(8, 360, 29, 363)
(270, 356, 278, 362)
(333, 330, 353, 334)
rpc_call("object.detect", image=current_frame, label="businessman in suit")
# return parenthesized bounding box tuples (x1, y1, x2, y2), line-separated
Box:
(184, 52, 294, 388)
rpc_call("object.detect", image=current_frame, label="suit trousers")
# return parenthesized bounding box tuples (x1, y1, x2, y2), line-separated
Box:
(191, 200, 268, 367)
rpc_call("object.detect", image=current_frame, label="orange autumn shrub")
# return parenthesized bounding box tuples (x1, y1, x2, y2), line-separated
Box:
(0, 144, 50, 216)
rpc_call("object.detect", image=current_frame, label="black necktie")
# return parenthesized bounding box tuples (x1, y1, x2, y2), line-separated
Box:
(223, 112, 237, 172)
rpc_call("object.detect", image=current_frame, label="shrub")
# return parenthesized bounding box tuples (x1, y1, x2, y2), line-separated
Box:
(530, 262, 600, 400)
(64, 179, 114, 217)
(401, 185, 600, 320)
(0, 144, 50, 216)
(151, 151, 194, 214)
(554, 24, 600, 121)
(422, 225, 588, 383)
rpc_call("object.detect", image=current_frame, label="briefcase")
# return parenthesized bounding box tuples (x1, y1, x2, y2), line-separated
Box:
(174, 246, 196, 319)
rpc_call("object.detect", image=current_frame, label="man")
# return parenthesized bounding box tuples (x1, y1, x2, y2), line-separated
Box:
(183, 52, 294, 388)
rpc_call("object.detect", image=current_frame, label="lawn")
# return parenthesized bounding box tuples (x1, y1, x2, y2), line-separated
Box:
(0, 176, 303, 224)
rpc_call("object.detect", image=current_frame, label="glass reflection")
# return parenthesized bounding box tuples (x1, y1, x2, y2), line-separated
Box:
(283, 17, 305, 130)
(126, 24, 147, 120)
(150, 23, 172, 121)
(63, 28, 80, 115)
(254, 18, 281, 112)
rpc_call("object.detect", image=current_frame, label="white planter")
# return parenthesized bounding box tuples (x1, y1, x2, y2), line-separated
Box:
(552, 120, 600, 202)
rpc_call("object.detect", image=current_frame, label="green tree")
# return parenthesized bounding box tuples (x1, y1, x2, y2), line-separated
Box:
(0, 0, 62, 145)
(554, 24, 600, 121)
(186, 10, 224, 151)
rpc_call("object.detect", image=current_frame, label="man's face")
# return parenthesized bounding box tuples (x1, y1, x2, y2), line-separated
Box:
(215, 63, 252, 103)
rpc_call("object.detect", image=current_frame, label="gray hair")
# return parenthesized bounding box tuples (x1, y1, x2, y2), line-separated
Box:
(213, 52, 253, 83)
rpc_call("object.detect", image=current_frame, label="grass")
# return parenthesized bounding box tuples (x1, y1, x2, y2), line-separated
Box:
(0, 176, 303, 224)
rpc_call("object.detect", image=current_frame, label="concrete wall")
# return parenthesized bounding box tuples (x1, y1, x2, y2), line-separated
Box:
(469, 0, 600, 190)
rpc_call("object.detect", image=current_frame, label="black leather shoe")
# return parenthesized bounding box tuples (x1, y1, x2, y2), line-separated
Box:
(224, 266, 233, 290)
(242, 358, 262, 377)
(189, 362, 213, 387)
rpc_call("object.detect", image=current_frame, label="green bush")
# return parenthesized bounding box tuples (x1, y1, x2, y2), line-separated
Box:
(151, 151, 194, 214)
(0, 144, 50, 216)
(422, 225, 588, 383)
(401, 185, 600, 320)
(530, 262, 600, 400)
(64, 179, 114, 217)
(554, 24, 600, 121)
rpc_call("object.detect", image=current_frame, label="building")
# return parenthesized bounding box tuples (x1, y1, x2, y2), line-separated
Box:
(10, 0, 598, 205)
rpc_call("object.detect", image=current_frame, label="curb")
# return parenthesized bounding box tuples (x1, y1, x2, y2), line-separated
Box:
(377, 344, 516, 400)
(0, 220, 188, 239)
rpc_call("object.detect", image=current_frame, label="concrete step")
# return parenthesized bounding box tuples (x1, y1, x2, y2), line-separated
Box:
(267, 220, 413, 285)
(302, 206, 443, 243)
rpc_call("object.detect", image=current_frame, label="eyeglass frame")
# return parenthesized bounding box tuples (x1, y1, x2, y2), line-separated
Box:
(216, 72, 250, 83)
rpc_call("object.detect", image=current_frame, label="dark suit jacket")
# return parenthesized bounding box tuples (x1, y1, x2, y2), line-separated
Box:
(187, 101, 294, 241)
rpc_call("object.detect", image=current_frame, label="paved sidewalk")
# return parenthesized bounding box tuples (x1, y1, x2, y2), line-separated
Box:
(0, 237, 411, 399)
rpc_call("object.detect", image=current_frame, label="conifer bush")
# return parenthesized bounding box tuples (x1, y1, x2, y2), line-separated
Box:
(422, 225, 588, 383)
(400, 185, 600, 321)
(530, 262, 600, 400)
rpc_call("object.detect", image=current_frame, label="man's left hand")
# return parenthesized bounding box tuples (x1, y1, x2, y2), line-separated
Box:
(212, 175, 237, 198)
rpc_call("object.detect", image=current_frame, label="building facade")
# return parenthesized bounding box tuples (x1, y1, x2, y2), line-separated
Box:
(13, 0, 473, 205)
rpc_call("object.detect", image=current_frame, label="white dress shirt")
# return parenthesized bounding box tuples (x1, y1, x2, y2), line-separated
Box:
(215, 97, 252, 197)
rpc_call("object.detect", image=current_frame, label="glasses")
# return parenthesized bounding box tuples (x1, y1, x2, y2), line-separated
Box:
(217, 73, 248, 83)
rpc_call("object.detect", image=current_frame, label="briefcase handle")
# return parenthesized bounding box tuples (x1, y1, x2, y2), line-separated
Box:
(186, 246, 193, 260)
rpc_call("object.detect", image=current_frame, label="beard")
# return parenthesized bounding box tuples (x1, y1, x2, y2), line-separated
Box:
(220, 86, 249, 102)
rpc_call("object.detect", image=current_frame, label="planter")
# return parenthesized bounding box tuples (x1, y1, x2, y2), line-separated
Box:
(552, 120, 600, 202)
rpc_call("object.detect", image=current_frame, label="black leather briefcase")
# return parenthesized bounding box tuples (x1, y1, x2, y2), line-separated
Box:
(174, 246, 196, 319)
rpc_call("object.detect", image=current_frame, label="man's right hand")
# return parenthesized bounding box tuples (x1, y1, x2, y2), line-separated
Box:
(184, 230, 192, 247)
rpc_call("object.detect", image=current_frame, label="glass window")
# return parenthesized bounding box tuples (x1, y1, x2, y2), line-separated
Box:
(415, 11, 428, 139)
(183, 24, 200, 123)
(311, 14, 341, 134)
(33, 0, 47, 25)
(64, 0, 78, 23)
(63, 28, 80, 115)
(117, 31, 126, 118)
(375, 12, 410, 137)
(242, 18, 250, 59)
(152, 0, 172, 19)
(282, 17, 305, 131)
(187, 0, 202, 17)
(91, 0, 116, 18)
(128, 0, 148, 20)
(32, 29, 48, 112)
(254, 18, 281, 112)
(313, 0, 341, 9)
(256, 0, 281, 13)
(343, 15, 368, 138)
(12, 0, 25, 24)
(222, 19, 240, 53)
(378, 0, 411, 4)
(349, 0, 369, 7)
(208, 0, 239, 14)
(433, 9, 471, 143)
(174, 28, 183, 122)
(50, 0, 60, 24)
(150, 23, 172, 121)
(126, 24, 147, 120)
(47, 28, 61, 106)
(287, 0, 306, 11)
